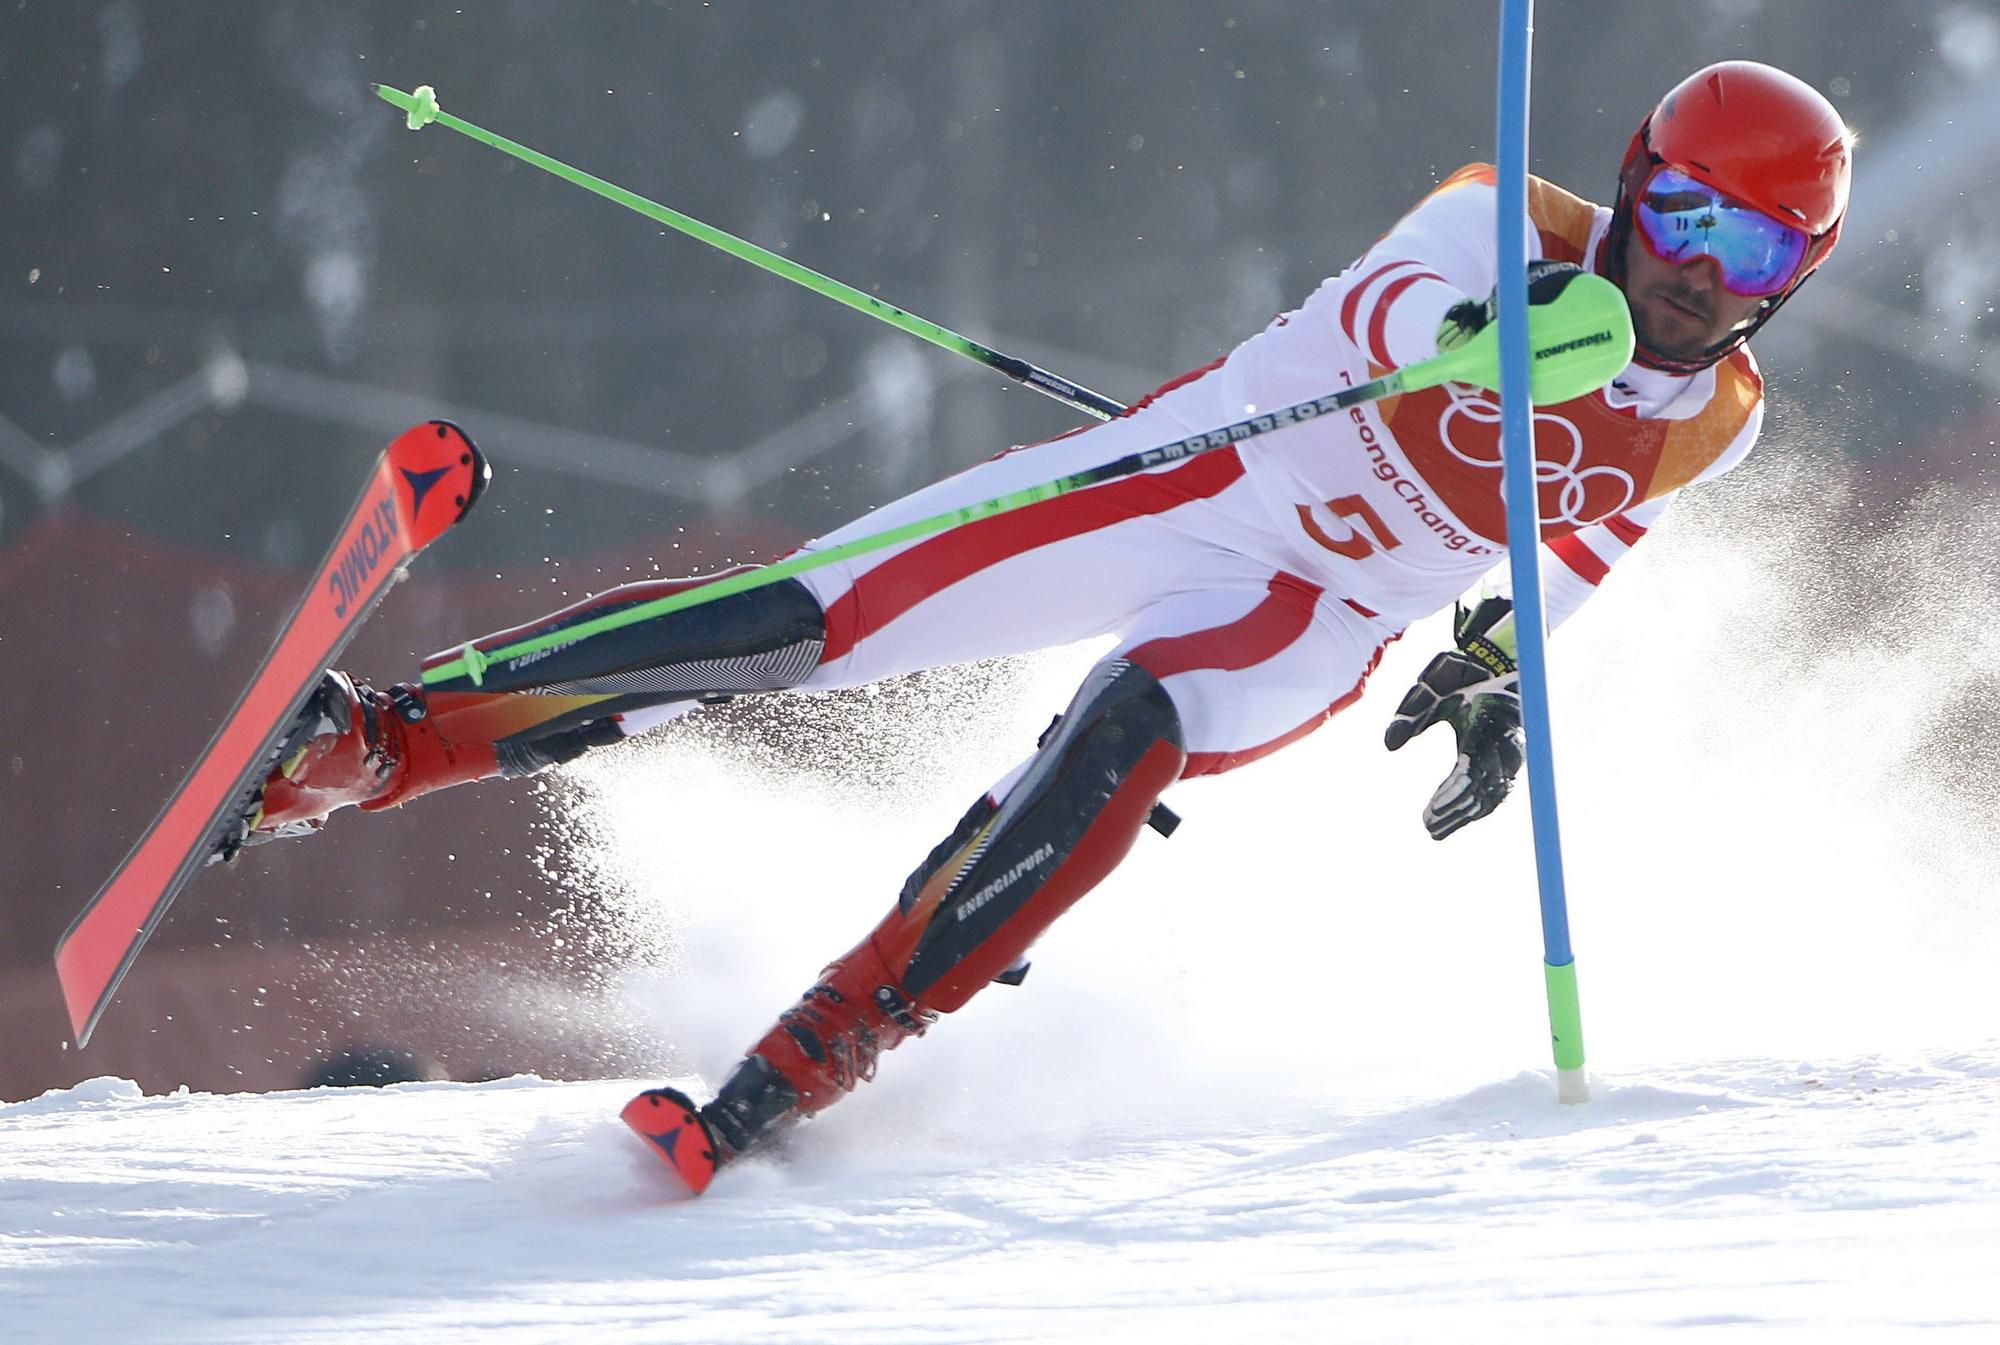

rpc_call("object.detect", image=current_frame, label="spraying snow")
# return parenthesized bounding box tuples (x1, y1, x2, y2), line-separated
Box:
(5, 451, 1996, 1341)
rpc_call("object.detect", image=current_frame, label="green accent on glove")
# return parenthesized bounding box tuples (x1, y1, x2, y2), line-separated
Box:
(1384, 593, 1529, 840)
(1435, 297, 1491, 353)
(1452, 596, 1520, 681)
(1435, 260, 1590, 356)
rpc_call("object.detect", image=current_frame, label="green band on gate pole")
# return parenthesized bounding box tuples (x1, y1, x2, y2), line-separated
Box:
(1543, 959, 1586, 1072)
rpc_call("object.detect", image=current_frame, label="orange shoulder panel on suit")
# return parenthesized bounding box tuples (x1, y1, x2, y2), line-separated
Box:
(1433, 163, 1498, 193)
(1652, 347, 1764, 497)
(1419, 164, 1598, 266)
(1358, 165, 1761, 544)
(1527, 175, 1597, 264)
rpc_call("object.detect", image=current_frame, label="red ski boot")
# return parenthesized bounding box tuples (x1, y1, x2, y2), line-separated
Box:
(624, 936, 936, 1193)
(247, 671, 503, 842)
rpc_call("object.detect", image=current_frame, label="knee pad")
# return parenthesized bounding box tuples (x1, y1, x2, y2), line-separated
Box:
(888, 658, 1187, 1010)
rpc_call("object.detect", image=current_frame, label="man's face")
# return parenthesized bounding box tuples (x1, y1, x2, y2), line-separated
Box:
(1620, 224, 1769, 364)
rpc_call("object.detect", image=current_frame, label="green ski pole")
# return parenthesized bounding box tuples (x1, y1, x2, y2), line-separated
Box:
(422, 272, 1633, 689)
(374, 83, 1127, 422)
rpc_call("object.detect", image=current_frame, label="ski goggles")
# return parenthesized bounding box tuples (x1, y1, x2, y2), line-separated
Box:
(1632, 166, 1811, 298)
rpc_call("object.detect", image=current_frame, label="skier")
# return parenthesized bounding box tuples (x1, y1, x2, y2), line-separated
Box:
(250, 61, 1850, 1190)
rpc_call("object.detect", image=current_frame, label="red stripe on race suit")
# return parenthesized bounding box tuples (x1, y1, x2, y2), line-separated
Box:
(1602, 513, 1649, 548)
(1180, 640, 1390, 778)
(1122, 354, 1226, 417)
(1124, 572, 1391, 779)
(819, 448, 1247, 664)
(1548, 533, 1610, 585)
(1124, 572, 1322, 681)
(1339, 260, 1422, 350)
(1366, 271, 1444, 366)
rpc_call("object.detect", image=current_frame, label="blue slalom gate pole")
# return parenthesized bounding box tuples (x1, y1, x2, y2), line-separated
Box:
(1494, 0, 1589, 1103)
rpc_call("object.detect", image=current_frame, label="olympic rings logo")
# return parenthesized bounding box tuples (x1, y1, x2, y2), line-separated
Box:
(1435, 384, 1635, 527)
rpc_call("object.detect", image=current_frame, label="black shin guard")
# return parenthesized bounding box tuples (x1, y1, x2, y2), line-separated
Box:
(894, 658, 1187, 1009)
(686, 661, 1186, 1171)
(425, 570, 826, 701)
(491, 718, 626, 778)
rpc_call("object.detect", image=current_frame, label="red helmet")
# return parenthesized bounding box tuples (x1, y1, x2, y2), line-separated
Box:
(1606, 61, 1854, 371)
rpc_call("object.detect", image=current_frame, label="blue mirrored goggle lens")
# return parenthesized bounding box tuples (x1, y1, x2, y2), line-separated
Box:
(1634, 167, 1810, 298)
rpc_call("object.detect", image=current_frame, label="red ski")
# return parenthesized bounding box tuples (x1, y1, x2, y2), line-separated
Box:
(622, 1087, 723, 1195)
(54, 421, 490, 1046)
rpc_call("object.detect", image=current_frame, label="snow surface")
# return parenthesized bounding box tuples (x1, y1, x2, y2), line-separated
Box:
(6, 458, 1997, 1341)
(5, 1057, 1997, 1342)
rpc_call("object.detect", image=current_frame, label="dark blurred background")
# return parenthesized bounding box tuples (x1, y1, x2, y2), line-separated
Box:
(3, 1, 1995, 1100)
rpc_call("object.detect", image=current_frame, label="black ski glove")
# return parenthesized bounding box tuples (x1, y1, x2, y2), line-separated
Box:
(1435, 258, 1586, 352)
(1383, 596, 1525, 840)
